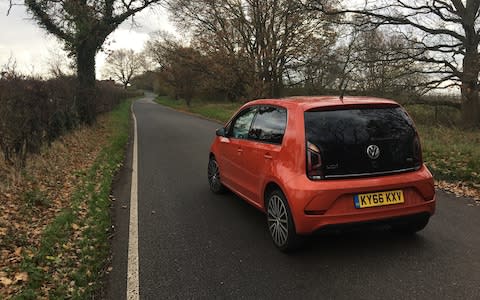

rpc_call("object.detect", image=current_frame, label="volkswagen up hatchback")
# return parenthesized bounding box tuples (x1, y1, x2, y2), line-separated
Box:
(208, 96, 436, 252)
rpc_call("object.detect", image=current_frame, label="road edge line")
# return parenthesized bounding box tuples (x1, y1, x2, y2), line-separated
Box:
(127, 102, 139, 300)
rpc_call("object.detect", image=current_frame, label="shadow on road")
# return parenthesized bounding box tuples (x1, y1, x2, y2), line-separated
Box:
(211, 190, 431, 259)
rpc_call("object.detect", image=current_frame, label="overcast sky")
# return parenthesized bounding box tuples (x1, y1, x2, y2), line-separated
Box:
(0, 2, 176, 78)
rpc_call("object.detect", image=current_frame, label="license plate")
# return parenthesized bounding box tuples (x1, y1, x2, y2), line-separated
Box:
(354, 190, 404, 209)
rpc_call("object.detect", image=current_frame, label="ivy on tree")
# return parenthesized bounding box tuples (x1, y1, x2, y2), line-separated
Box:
(20, 0, 164, 124)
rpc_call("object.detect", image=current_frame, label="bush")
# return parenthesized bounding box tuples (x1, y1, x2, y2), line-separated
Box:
(0, 75, 135, 168)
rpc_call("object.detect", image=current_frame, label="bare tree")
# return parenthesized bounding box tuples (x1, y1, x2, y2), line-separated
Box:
(146, 34, 204, 105)
(103, 49, 145, 89)
(1, 54, 19, 79)
(307, 0, 480, 127)
(9, 0, 165, 123)
(45, 47, 74, 78)
(169, 0, 336, 98)
(347, 28, 428, 99)
(145, 31, 180, 71)
(146, 31, 253, 102)
(289, 32, 340, 94)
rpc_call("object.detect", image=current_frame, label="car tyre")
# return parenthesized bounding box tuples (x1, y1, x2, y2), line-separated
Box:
(390, 216, 430, 234)
(266, 189, 302, 252)
(208, 156, 225, 194)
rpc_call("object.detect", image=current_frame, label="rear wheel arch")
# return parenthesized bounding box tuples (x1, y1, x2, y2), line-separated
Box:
(264, 182, 282, 210)
(263, 181, 300, 228)
(264, 183, 302, 252)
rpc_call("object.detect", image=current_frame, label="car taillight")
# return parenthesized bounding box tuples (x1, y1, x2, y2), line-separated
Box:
(413, 134, 423, 167)
(307, 141, 323, 179)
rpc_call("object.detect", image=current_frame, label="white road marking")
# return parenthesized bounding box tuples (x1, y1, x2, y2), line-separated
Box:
(127, 102, 139, 300)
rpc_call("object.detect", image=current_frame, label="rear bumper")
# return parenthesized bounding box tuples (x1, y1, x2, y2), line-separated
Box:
(310, 212, 432, 234)
(282, 165, 436, 235)
(297, 199, 435, 234)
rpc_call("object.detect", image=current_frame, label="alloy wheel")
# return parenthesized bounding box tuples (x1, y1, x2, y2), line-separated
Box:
(267, 194, 289, 247)
(208, 158, 222, 192)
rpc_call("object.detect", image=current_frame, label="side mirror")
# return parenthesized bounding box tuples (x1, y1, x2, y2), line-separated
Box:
(216, 127, 226, 137)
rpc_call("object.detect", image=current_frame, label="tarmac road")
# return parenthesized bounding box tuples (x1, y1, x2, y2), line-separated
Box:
(106, 94, 480, 299)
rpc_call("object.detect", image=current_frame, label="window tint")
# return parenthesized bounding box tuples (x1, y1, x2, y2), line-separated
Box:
(230, 107, 257, 139)
(305, 107, 415, 145)
(305, 106, 419, 178)
(249, 106, 287, 144)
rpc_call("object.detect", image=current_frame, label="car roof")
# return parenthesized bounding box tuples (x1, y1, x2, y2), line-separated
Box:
(246, 96, 399, 111)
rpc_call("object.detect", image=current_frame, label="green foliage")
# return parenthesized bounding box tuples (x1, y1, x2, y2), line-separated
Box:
(155, 96, 241, 123)
(402, 103, 479, 186)
(418, 125, 480, 185)
(16, 209, 75, 299)
(192, 103, 241, 123)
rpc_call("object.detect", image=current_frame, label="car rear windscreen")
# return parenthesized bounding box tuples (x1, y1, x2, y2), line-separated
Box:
(305, 106, 421, 178)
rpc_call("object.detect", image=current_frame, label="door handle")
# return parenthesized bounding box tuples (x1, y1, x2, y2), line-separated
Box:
(264, 153, 272, 159)
(237, 148, 244, 154)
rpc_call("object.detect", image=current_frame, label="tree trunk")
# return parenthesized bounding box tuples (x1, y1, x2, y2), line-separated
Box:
(76, 43, 97, 125)
(461, 48, 480, 128)
(272, 76, 283, 98)
(185, 97, 192, 107)
(460, 83, 480, 128)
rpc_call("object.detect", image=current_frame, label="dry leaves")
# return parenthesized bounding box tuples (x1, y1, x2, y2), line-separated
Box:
(435, 180, 480, 201)
(0, 115, 111, 299)
(0, 272, 28, 287)
(0, 276, 13, 287)
(14, 272, 28, 284)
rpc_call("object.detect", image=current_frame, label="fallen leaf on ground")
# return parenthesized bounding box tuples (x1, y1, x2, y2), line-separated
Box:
(0, 276, 13, 286)
(14, 272, 28, 283)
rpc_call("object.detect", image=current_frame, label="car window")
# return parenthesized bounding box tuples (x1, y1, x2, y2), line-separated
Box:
(304, 106, 419, 177)
(230, 107, 257, 139)
(249, 106, 287, 144)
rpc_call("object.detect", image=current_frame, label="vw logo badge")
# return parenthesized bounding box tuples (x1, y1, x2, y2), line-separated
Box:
(367, 144, 380, 160)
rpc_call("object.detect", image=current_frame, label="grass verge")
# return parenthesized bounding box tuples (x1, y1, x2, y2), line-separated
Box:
(155, 96, 480, 195)
(13, 99, 132, 299)
(417, 125, 480, 185)
(155, 96, 240, 123)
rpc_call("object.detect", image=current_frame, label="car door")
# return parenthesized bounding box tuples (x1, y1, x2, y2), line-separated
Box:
(242, 106, 288, 205)
(217, 106, 257, 194)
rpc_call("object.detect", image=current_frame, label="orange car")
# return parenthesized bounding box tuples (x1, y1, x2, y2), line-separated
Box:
(208, 96, 436, 251)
